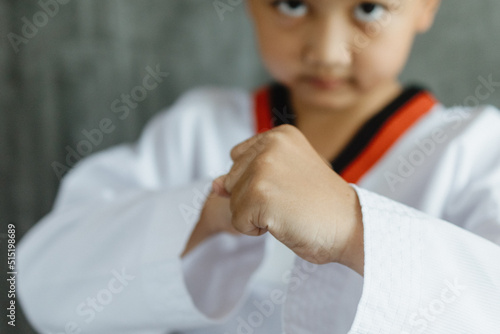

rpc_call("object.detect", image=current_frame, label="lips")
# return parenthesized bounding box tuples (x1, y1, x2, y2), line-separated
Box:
(306, 76, 347, 90)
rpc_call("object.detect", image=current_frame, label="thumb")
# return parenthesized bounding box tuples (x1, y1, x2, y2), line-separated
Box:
(212, 175, 231, 198)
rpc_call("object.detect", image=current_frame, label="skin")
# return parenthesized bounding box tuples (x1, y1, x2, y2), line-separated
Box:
(182, 0, 440, 276)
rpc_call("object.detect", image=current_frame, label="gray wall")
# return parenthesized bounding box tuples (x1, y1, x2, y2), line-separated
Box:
(1, 1, 499, 333)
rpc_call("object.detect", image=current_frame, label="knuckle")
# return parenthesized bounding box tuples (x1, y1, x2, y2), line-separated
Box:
(245, 146, 259, 161)
(279, 123, 294, 132)
(230, 144, 242, 160)
(267, 129, 283, 142)
(253, 137, 267, 152)
(248, 179, 270, 202)
(231, 209, 247, 233)
(265, 126, 296, 149)
(275, 124, 296, 136)
(254, 152, 274, 169)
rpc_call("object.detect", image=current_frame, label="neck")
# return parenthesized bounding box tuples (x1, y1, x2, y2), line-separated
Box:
(289, 81, 403, 162)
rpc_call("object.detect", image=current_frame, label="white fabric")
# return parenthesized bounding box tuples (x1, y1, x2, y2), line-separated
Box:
(18, 87, 500, 333)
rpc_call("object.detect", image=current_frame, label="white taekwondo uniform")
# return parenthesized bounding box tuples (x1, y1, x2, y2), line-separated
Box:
(18, 83, 500, 334)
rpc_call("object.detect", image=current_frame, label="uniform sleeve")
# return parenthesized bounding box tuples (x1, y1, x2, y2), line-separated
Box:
(282, 107, 500, 334)
(17, 89, 264, 334)
(347, 185, 500, 334)
(283, 184, 500, 333)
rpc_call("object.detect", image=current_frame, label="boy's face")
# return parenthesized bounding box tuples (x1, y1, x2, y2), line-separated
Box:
(246, 0, 440, 111)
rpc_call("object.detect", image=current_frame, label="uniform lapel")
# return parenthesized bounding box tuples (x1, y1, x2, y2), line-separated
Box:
(253, 82, 438, 184)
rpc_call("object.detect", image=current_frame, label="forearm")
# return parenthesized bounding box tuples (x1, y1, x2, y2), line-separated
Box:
(181, 216, 215, 258)
(18, 184, 213, 332)
(181, 193, 235, 258)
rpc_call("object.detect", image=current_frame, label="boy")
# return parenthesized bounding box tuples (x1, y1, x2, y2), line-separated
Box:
(18, 0, 500, 333)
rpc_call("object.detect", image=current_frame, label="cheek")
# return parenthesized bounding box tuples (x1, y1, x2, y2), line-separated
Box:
(255, 26, 300, 83)
(354, 29, 415, 89)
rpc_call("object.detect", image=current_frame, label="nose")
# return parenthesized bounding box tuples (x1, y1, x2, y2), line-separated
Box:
(302, 15, 353, 73)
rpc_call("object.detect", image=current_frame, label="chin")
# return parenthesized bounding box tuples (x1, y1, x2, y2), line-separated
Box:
(295, 84, 357, 112)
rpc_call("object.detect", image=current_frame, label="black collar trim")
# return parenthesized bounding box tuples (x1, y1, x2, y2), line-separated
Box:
(268, 82, 427, 174)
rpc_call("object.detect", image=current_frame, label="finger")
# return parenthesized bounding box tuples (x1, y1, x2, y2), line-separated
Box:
(216, 152, 254, 195)
(230, 132, 267, 161)
(227, 168, 250, 215)
(212, 175, 231, 197)
(230, 175, 269, 237)
(232, 204, 269, 237)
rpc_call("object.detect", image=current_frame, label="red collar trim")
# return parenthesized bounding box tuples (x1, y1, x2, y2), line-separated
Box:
(252, 85, 437, 183)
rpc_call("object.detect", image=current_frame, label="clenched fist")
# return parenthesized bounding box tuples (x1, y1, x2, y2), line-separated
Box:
(213, 124, 364, 274)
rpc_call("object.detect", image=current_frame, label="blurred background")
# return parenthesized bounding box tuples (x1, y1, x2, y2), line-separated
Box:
(1, 0, 500, 332)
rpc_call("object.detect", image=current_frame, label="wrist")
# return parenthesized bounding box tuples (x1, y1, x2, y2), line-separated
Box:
(337, 186, 365, 276)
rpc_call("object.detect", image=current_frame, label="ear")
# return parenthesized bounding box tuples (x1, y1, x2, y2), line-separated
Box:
(416, 0, 441, 33)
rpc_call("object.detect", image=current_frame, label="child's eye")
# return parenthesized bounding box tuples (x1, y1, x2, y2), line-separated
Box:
(353, 2, 386, 23)
(272, 0, 308, 18)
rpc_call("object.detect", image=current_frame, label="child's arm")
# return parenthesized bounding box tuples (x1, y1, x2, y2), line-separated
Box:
(213, 121, 500, 333)
(18, 155, 219, 333)
(281, 183, 500, 334)
(17, 88, 264, 333)
(181, 192, 238, 258)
